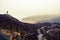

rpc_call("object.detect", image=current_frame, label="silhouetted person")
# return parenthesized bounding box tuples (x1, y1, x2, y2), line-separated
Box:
(7, 11, 8, 14)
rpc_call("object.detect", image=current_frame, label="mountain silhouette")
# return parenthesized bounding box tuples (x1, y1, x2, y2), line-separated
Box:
(0, 14, 41, 35)
(0, 14, 38, 40)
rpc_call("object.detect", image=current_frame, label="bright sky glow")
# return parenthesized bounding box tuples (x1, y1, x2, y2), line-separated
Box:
(0, 0, 60, 20)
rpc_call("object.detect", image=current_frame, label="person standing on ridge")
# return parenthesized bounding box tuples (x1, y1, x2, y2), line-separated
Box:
(7, 11, 8, 14)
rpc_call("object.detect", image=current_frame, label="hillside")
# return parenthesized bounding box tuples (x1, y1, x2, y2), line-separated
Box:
(0, 14, 39, 40)
(0, 14, 60, 40)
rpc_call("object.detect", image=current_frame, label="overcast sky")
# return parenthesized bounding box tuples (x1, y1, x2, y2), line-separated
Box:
(0, 0, 60, 20)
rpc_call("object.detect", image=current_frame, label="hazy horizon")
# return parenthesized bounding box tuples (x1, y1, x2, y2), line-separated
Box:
(0, 0, 60, 20)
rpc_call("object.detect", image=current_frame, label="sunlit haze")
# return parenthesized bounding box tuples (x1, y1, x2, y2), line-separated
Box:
(0, 0, 60, 20)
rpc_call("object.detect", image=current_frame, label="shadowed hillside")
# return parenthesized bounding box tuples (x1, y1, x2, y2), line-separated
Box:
(0, 14, 39, 40)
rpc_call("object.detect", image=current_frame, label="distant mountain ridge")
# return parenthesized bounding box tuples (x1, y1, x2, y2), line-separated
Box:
(22, 15, 60, 23)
